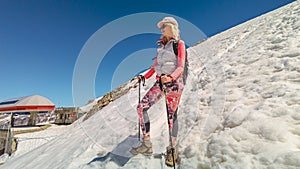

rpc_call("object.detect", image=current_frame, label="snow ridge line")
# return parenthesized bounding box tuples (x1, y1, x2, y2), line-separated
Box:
(217, 23, 258, 59)
(176, 65, 207, 144)
(206, 21, 261, 128)
(16, 136, 57, 141)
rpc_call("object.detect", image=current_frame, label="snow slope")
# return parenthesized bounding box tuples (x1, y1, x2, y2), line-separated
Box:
(2, 1, 300, 169)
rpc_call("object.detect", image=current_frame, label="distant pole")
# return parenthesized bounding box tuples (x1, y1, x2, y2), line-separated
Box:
(5, 111, 13, 155)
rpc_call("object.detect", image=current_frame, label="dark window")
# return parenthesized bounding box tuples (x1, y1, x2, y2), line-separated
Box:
(0, 100, 19, 105)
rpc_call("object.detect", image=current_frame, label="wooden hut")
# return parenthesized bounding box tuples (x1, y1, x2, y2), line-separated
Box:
(54, 107, 78, 124)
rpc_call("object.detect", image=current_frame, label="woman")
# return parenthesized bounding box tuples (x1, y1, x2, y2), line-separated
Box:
(130, 17, 186, 166)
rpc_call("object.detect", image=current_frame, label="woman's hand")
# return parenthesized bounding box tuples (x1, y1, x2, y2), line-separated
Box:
(137, 75, 143, 82)
(137, 75, 145, 85)
(161, 75, 173, 84)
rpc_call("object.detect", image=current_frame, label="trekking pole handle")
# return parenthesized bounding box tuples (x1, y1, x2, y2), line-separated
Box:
(159, 74, 165, 91)
(137, 75, 145, 86)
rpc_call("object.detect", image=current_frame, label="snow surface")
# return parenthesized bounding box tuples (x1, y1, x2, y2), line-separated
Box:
(13, 125, 69, 157)
(1, 1, 300, 169)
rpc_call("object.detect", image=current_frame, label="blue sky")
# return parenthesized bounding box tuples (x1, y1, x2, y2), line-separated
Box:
(0, 0, 295, 107)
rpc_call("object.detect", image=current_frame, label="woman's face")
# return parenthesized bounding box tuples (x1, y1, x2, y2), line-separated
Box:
(161, 24, 173, 38)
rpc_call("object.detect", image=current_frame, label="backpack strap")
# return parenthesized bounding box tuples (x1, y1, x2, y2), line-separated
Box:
(172, 39, 188, 85)
(172, 40, 179, 56)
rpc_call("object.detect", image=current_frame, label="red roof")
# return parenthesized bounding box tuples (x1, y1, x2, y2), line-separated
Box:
(0, 95, 55, 112)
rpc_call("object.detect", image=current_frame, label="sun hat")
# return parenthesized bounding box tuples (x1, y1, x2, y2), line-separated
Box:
(157, 17, 178, 28)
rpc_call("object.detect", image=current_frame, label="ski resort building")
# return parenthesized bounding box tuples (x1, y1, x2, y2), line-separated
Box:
(0, 95, 55, 155)
(0, 95, 55, 126)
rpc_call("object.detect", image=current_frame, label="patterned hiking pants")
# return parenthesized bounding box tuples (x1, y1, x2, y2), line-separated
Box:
(137, 77, 184, 140)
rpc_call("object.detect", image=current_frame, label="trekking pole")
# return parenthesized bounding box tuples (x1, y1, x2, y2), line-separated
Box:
(138, 75, 145, 141)
(160, 75, 176, 169)
(138, 80, 141, 141)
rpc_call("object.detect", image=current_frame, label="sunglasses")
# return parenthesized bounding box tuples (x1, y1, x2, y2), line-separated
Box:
(160, 24, 170, 29)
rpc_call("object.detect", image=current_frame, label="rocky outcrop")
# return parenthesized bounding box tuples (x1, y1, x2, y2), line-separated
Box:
(83, 78, 139, 121)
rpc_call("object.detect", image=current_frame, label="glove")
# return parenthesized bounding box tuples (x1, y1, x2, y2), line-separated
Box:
(137, 75, 145, 85)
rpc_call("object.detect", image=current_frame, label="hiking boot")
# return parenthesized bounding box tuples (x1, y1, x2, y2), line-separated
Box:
(130, 139, 153, 156)
(165, 146, 178, 167)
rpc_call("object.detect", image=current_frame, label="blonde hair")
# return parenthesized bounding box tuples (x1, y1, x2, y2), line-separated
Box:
(164, 23, 180, 40)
